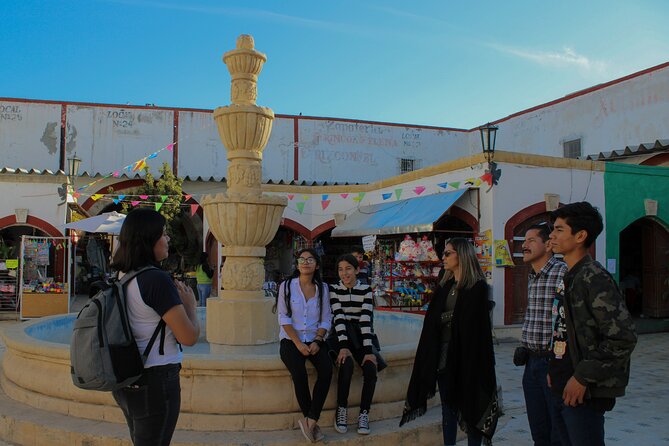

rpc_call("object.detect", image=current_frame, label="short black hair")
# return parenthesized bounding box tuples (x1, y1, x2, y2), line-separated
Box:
(351, 247, 364, 255)
(525, 223, 551, 242)
(550, 201, 603, 248)
(111, 208, 166, 272)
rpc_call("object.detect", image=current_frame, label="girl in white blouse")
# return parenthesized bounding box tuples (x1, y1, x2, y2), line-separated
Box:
(275, 248, 332, 443)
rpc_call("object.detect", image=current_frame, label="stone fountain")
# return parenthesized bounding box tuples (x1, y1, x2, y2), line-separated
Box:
(0, 35, 441, 445)
(201, 34, 287, 347)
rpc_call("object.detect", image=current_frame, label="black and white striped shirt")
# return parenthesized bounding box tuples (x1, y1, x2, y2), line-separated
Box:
(330, 281, 374, 354)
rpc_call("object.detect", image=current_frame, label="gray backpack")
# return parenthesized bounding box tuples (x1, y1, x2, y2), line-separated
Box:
(70, 266, 164, 391)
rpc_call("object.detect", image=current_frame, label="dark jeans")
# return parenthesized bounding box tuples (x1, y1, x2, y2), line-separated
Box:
(523, 356, 560, 446)
(550, 393, 605, 446)
(336, 350, 377, 411)
(280, 338, 333, 421)
(438, 373, 482, 446)
(112, 363, 182, 446)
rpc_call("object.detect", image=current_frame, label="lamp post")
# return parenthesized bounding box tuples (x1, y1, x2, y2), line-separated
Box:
(67, 153, 81, 182)
(479, 123, 498, 166)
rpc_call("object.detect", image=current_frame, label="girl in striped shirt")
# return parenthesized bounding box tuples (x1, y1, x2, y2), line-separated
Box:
(330, 254, 377, 436)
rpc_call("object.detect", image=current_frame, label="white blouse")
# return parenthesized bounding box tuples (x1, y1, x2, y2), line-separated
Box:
(277, 278, 331, 342)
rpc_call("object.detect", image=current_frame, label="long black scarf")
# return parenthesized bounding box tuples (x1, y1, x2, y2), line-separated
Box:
(400, 279, 500, 443)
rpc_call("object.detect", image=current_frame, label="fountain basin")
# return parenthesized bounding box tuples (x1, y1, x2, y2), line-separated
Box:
(1, 310, 424, 431)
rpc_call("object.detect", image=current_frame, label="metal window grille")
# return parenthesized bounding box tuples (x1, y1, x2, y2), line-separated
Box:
(563, 139, 582, 159)
(399, 158, 416, 174)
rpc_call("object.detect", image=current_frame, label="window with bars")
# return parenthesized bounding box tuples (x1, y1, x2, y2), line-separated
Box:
(399, 158, 419, 174)
(563, 139, 582, 159)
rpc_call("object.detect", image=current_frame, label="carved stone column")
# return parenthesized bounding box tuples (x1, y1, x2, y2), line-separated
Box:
(201, 35, 287, 346)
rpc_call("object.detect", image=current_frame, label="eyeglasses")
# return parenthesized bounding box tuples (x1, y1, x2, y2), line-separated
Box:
(443, 250, 456, 258)
(297, 257, 316, 265)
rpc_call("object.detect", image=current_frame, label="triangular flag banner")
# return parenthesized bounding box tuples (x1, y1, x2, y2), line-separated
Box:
(414, 186, 426, 195)
(118, 195, 126, 201)
(91, 194, 103, 201)
(166, 143, 175, 152)
(450, 182, 460, 189)
(465, 178, 475, 186)
(139, 195, 149, 200)
(340, 193, 349, 199)
(395, 189, 403, 200)
(296, 202, 305, 214)
(382, 193, 392, 200)
(474, 178, 482, 187)
(287, 194, 295, 200)
(131, 201, 140, 207)
(184, 194, 192, 201)
(480, 172, 493, 187)
(358, 192, 366, 200)
(437, 182, 448, 189)
(190, 204, 199, 216)
(72, 192, 81, 199)
(112, 170, 120, 177)
(352, 196, 362, 202)
(322, 194, 329, 201)
(148, 152, 158, 159)
(126, 165, 133, 172)
(132, 159, 147, 172)
(302, 195, 310, 201)
(321, 200, 331, 210)
(160, 195, 168, 203)
(155, 202, 163, 211)
(113, 199, 120, 204)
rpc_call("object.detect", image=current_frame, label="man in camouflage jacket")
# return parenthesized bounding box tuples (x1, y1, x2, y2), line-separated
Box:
(548, 202, 637, 446)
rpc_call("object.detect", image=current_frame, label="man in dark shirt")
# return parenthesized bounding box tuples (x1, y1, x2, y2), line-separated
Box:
(548, 202, 637, 446)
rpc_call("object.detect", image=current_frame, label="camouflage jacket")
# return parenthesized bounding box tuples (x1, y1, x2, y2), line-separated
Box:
(563, 255, 637, 398)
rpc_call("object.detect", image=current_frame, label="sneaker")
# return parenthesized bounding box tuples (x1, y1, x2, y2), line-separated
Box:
(357, 410, 370, 435)
(334, 406, 348, 434)
(312, 424, 324, 442)
(298, 417, 315, 443)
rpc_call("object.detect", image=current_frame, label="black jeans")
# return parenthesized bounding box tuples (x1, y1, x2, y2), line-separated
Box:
(112, 363, 182, 446)
(337, 350, 377, 412)
(280, 339, 333, 421)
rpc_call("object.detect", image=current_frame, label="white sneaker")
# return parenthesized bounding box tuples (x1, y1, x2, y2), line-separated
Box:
(357, 410, 370, 435)
(334, 406, 348, 434)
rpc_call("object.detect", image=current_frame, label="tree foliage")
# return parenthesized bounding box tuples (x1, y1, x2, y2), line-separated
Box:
(119, 163, 201, 271)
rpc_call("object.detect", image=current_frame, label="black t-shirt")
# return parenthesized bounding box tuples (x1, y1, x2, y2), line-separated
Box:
(548, 281, 573, 395)
(548, 275, 616, 412)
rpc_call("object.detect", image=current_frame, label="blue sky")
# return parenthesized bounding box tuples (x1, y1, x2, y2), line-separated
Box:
(2, 0, 668, 128)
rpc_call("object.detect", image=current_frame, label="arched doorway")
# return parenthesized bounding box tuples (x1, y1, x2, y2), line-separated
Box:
(619, 217, 669, 317)
(504, 205, 552, 325)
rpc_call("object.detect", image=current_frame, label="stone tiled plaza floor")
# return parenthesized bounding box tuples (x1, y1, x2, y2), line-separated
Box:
(0, 311, 667, 445)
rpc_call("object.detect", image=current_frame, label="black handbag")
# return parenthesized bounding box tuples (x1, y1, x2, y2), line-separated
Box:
(327, 320, 387, 372)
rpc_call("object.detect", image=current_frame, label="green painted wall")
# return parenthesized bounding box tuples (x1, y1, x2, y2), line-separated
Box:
(604, 162, 669, 280)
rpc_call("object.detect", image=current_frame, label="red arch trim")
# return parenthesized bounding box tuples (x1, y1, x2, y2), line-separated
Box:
(81, 179, 146, 211)
(0, 215, 63, 237)
(280, 218, 336, 241)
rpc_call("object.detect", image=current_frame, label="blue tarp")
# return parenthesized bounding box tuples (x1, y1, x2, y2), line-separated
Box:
(331, 189, 469, 237)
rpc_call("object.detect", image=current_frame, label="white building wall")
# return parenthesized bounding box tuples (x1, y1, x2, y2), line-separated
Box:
(296, 119, 470, 183)
(66, 105, 174, 177)
(473, 65, 669, 158)
(0, 177, 68, 232)
(0, 101, 62, 171)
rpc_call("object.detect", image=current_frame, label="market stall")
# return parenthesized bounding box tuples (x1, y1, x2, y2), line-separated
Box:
(330, 189, 476, 312)
(18, 236, 71, 319)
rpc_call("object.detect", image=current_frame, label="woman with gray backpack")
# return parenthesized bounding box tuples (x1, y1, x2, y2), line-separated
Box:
(110, 208, 200, 445)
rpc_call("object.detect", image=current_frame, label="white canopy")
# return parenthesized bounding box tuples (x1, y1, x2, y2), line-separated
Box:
(63, 211, 126, 235)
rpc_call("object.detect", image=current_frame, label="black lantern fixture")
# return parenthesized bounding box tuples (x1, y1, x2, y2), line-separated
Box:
(67, 153, 81, 181)
(479, 123, 498, 165)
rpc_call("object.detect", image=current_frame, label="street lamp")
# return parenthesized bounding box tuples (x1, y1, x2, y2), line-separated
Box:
(67, 153, 81, 182)
(479, 123, 498, 165)
(59, 153, 81, 205)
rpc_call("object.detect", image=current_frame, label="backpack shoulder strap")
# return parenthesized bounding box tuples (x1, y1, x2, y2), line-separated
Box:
(118, 265, 159, 286)
(141, 319, 167, 361)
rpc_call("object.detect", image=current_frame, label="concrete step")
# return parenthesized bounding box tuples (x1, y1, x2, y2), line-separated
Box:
(0, 381, 443, 446)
